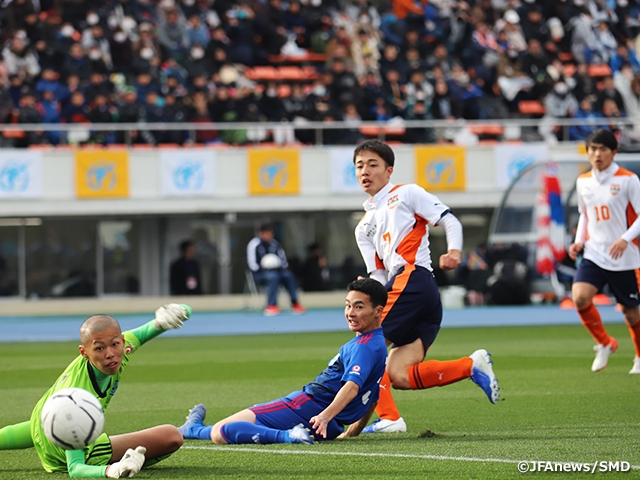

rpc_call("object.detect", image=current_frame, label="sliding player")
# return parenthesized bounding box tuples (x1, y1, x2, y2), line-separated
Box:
(0, 304, 191, 478)
(178, 278, 387, 444)
(569, 128, 640, 373)
(352, 139, 499, 434)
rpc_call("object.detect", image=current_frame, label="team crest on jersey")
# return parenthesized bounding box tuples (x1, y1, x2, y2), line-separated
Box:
(124, 343, 134, 355)
(610, 184, 620, 195)
(387, 195, 400, 209)
(349, 365, 361, 375)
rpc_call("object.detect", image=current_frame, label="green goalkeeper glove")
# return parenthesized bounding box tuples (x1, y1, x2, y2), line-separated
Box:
(153, 303, 192, 330)
(106, 446, 146, 478)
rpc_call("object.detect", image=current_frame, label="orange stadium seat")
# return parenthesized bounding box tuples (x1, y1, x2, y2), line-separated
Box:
(245, 66, 279, 81)
(277, 66, 305, 81)
(588, 64, 612, 78)
(518, 100, 546, 116)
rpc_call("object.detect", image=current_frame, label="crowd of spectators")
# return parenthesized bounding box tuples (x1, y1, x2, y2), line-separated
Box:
(1, 0, 640, 147)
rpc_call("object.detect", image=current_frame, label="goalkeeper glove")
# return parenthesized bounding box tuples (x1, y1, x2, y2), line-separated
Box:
(153, 303, 192, 330)
(106, 446, 146, 478)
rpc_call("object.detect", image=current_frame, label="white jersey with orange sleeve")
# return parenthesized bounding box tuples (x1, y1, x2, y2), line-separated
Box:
(355, 182, 462, 278)
(576, 162, 640, 271)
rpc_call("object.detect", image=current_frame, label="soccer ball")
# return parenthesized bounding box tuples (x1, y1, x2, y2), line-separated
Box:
(41, 388, 105, 450)
(260, 253, 282, 270)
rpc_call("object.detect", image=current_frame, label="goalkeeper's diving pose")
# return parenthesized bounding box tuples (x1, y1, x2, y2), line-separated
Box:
(178, 279, 388, 444)
(0, 303, 192, 478)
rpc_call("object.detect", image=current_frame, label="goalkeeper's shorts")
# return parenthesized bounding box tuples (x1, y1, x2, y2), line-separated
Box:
(85, 433, 112, 466)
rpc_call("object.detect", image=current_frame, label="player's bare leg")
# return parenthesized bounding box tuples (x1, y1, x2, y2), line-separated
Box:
(109, 425, 182, 462)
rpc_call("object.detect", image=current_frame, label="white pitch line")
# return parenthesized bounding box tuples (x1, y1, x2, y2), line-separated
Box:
(183, 446, 640, 470)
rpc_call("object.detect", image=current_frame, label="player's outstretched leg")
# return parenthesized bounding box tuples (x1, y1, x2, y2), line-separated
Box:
(469, 349, 500, 404)
(178, 404, 207, 439)
(362, 371, 406, 434)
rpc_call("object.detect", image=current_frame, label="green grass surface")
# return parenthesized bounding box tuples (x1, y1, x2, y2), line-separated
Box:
(1, 324, 638, 479)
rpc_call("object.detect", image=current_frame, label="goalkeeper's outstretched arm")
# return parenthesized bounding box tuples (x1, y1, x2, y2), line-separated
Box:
(128, 304, 192, 345)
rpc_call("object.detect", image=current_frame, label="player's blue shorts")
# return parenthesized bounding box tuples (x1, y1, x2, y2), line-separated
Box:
(383, 265, 442, 349)
(574, 258, 640, 307)
(248, 391, 343, 441)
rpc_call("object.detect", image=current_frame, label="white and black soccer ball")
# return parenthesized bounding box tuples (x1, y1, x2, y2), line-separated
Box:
(41, 387, 105, 450)
(260, 253, 282, 270)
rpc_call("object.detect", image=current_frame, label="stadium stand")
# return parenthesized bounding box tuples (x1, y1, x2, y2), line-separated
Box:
(1, 0, 640, 148)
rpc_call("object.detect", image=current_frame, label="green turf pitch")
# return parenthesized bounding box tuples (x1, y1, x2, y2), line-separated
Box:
(1, 324, 638, 479)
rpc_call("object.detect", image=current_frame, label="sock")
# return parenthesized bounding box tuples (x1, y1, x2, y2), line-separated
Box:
(186, 424, 213, 441)
(408, 358, 473, 390)
(373, 371, 402, 421)
(628, 321, 640, 357)
(578, 302, 611, 345)
(220, 421, 287, 444)
(0, 421, 33, 449)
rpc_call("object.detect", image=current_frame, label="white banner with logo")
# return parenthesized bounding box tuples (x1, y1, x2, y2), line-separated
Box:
(0, 149, 43, 198)
(330, 147, 361, 194)
(161, 149, 216, 196)
(496, 143, 549, 189)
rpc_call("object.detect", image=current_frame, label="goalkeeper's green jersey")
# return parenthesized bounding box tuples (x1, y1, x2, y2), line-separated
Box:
(30, 324, 157, 474)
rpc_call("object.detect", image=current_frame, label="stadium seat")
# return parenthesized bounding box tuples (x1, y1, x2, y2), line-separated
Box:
(2, 129, 25, 139)
(468, 124, 504, 139)
(277, 66, 305, 81)
(588, 64, 612, 78)
(518, 100, 546, 116)
(245, 66, 279, 81)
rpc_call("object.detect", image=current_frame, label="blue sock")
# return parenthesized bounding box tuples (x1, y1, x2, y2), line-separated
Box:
(188, 424, 213, 441)
(220, 421, 287, 444)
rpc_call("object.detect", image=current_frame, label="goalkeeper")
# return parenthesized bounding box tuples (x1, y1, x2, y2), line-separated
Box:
(0, 303, 191, 478)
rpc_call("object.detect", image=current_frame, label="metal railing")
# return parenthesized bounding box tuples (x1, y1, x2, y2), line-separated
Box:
(0, 117, 636, 146)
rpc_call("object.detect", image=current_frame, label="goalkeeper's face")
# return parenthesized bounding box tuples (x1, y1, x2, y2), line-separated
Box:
(79, 326, 125, 375)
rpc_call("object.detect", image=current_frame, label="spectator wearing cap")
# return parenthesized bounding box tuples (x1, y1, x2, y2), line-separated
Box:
(157, 8, 190, 61)
(500, 10, 527, 53)
(2, 35, 41, 82)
